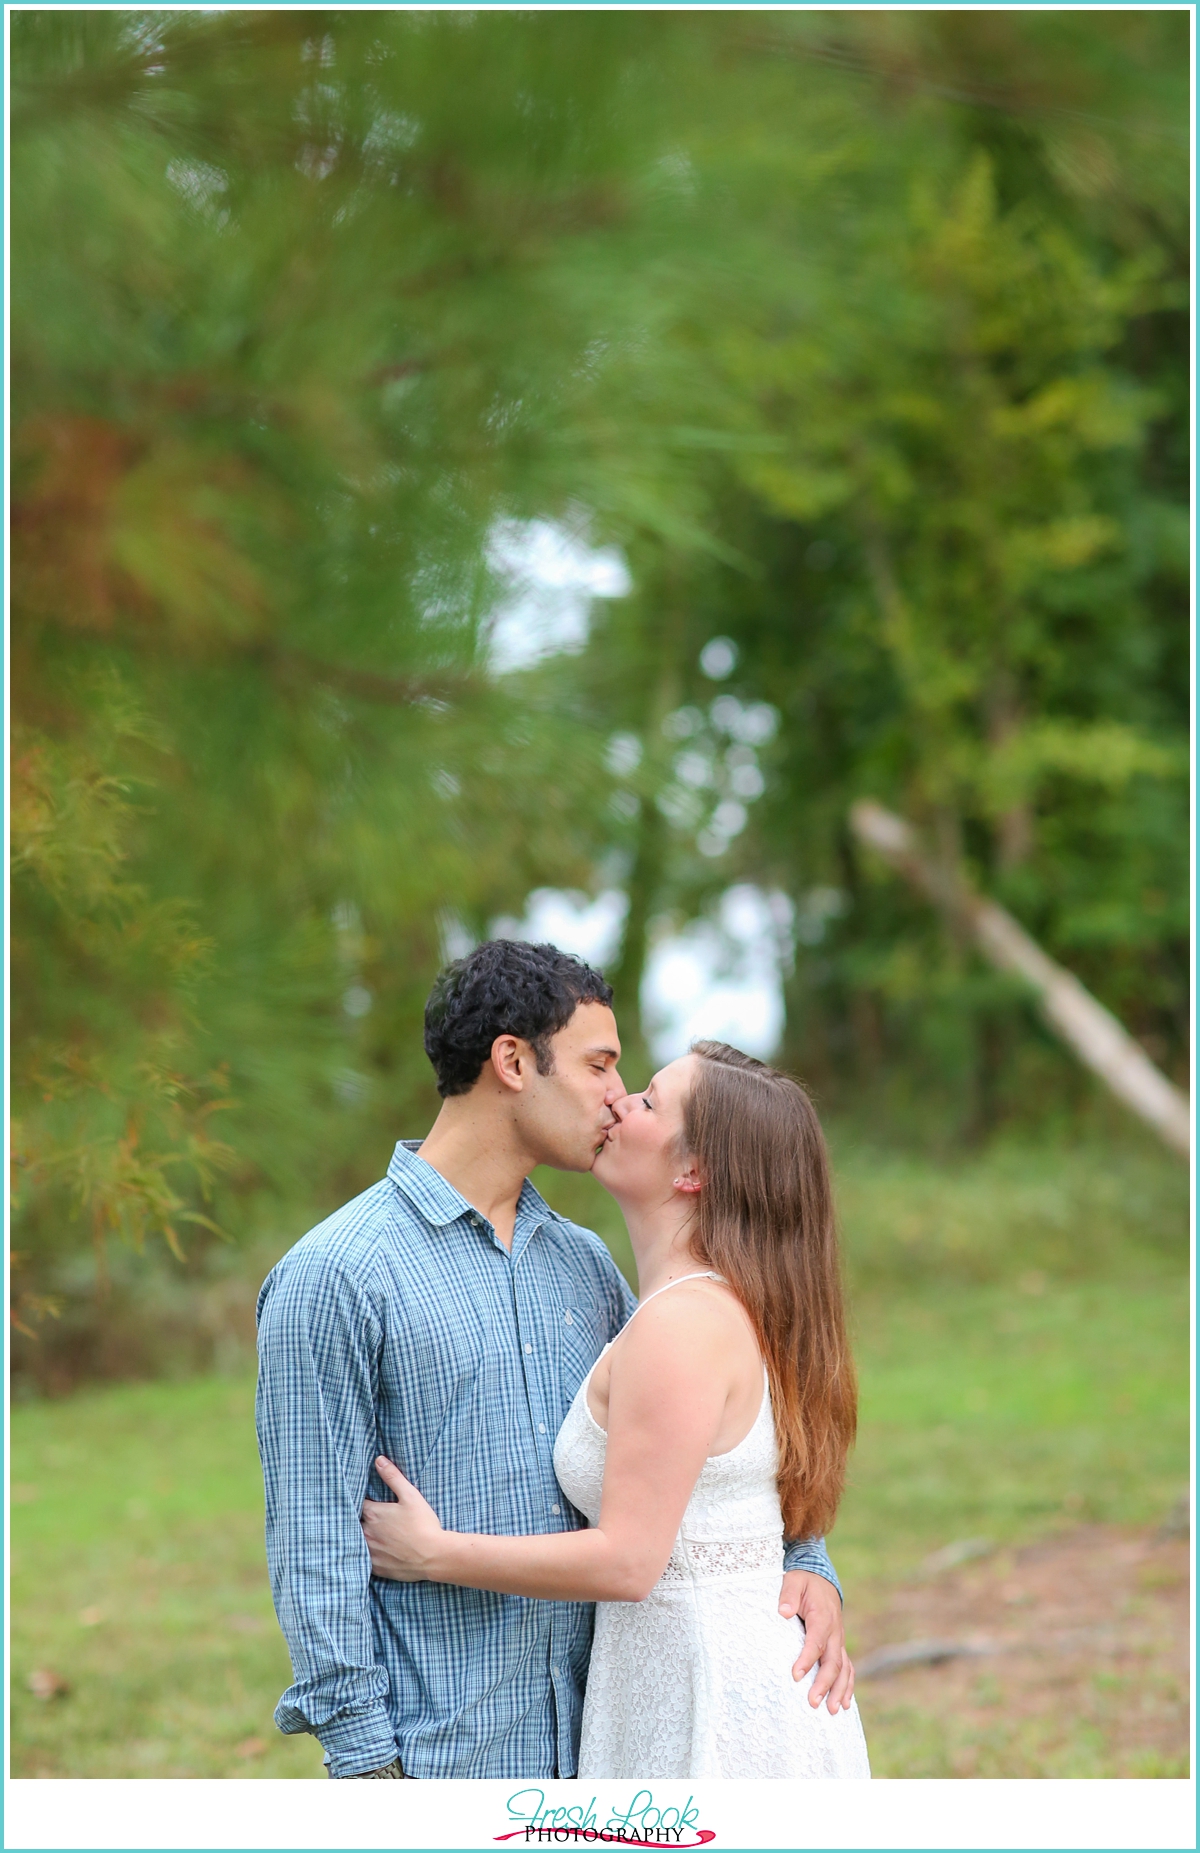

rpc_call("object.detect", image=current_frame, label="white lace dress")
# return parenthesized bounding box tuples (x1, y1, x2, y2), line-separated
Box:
(554, 1303, 871, 1779)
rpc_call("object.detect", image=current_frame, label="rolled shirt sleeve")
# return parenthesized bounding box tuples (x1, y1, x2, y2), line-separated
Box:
(783, 1533, 842, 1600)
(256, 1254, 400, 1777)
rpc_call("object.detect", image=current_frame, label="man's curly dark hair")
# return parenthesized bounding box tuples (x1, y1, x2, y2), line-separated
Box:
(424, 939, 615, 1097)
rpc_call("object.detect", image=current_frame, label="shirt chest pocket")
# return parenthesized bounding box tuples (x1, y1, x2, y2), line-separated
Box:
(553, 1303, 608, 1407)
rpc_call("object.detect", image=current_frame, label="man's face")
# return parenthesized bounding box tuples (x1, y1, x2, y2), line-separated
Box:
(515, 1001, 625, 1173)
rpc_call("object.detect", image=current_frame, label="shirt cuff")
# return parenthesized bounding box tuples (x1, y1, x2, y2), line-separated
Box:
(319, 1706, 401, 1779)
(782, 1543, 843, 1601)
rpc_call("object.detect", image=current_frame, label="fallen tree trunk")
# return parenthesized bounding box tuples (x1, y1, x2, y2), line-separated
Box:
(849, 800, 1191, 1160)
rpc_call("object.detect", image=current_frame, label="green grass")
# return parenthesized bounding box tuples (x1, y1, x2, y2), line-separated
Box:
(855, 1699, 1190, 1782)
(11, 1136, 1190, 1779)
(838, 1274, 1189, 1585)
(10, 1377, 325, 1778)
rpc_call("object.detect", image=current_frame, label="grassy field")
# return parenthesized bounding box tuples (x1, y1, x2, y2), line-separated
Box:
(11, 1375, 325, 1779)
(10, 1134, 1190, 1779)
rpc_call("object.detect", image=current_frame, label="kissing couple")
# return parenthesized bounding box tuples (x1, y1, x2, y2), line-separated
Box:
(256, 938, 870, 1780)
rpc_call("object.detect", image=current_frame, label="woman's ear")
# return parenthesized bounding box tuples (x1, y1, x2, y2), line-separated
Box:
(672, 1166, 702, 1195)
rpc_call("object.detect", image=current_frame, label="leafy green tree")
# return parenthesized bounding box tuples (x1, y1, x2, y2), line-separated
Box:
(535, 10, 1189, 1132)
(11, 10, 1187, 1375)
(11, 10, 667, 1314)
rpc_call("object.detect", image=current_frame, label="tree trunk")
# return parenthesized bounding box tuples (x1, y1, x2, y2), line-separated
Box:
(607, 574, 686, 1075)
(607, 797, 665, 1081)
(849, 800, 1191, 1159)
(985, 671, 1033, 873)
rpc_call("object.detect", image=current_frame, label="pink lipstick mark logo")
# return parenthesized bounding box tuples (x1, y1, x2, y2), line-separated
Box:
(495, 1832, 716, 1848)
(499, 1790, 714, 1848)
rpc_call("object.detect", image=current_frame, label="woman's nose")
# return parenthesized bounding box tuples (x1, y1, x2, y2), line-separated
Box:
(609, 1092, 636, 1121)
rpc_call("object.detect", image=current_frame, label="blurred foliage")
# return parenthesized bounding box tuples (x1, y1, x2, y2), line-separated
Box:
(11, 11, 1188, 1349)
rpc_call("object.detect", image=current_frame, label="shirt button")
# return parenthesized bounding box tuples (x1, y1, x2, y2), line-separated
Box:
(524, 1343, 533, 1355)
(563, 1311, 574, 1326)
(538, 1423, 547, 1434)
(551, 1504, 561, 1515)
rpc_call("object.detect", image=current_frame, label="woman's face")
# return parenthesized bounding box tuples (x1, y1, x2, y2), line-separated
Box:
(591, 1054, 699, 1205)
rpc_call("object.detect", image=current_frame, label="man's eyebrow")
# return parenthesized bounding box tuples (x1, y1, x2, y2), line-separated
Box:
(584, 1044, 621, 1060)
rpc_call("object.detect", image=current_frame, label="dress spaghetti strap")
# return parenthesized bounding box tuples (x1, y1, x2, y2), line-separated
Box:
(626, 1271, 726, 1326)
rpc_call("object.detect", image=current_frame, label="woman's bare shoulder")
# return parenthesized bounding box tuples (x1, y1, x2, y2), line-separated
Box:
(619, 1279, 758, 1365)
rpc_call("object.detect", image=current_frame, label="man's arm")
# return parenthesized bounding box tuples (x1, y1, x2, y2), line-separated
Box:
(778, 1536, 854, 1714)
(256, 1254, 399, 1778)
(783, 1532, 841, 1597)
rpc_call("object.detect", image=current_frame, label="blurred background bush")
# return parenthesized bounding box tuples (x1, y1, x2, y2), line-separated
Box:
(10, 9, 1188, 1779)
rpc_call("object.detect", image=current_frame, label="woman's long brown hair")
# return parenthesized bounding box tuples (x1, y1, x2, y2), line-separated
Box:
(683, 1041, 856, 1542)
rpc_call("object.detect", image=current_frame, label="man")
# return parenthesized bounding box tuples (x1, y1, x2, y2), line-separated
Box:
(256, 939, 852, 1779)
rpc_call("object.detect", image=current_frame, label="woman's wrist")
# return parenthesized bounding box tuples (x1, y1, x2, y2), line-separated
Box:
(426, 1532, 463, 1583)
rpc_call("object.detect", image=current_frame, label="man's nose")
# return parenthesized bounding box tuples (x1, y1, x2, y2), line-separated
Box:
(604, 1069, 627, 1106)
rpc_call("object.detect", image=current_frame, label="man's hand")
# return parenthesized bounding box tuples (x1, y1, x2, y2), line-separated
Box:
(778, 1570, 855, 1713)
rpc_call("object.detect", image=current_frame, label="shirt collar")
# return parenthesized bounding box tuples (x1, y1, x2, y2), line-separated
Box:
(387, 1139, 564, 1235)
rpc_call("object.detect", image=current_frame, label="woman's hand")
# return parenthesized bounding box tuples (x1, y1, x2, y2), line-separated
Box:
(361, 1457, 447, 1582)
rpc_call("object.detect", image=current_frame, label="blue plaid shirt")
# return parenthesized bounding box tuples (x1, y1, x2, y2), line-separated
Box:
(255, 1140, 841, 1779)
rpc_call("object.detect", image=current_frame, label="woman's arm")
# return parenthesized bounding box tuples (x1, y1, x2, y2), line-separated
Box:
(363, 1466, 663, 1602)
(363, 1291, 739, 1602)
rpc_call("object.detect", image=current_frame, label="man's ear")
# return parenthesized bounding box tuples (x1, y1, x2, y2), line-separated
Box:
(491, 1035, 528, 1093)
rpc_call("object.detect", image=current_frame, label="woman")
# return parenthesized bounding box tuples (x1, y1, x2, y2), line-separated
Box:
(363, 1040, 869, 1778)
